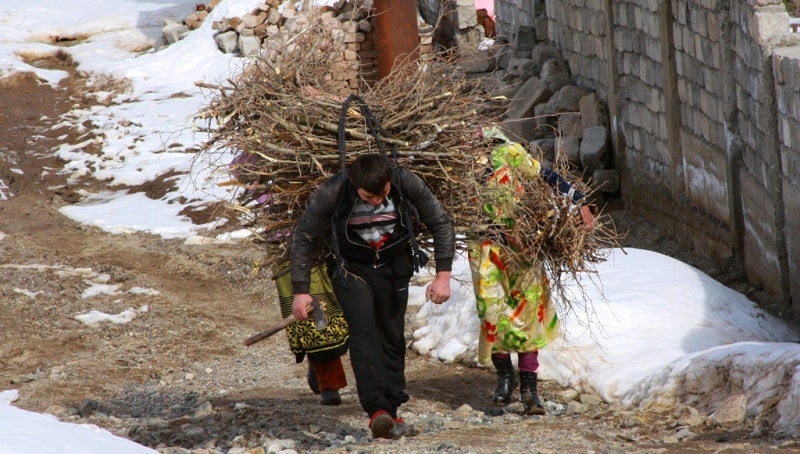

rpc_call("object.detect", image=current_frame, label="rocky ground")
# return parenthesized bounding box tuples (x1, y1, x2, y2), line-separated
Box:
(1, 56, 799, 454)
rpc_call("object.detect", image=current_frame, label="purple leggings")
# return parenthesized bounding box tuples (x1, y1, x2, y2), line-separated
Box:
(492, 351, 539, 373)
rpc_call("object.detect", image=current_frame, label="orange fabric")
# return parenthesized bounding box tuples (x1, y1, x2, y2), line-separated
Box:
(476, 8, 496, 38)
(309, 356, 347, 391)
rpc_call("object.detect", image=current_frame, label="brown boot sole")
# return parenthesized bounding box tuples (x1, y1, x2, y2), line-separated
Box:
(370, 413, 394, 439)
(523, 405, 546, 415)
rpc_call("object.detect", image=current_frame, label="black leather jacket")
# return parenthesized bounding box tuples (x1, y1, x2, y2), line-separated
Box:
(290, 167, 455, 294)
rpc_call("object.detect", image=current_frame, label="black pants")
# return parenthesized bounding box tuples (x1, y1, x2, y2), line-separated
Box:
(331, 254, 412, 418)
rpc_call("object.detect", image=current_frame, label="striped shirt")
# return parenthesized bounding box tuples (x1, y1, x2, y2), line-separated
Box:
(348, 196, 398, 249)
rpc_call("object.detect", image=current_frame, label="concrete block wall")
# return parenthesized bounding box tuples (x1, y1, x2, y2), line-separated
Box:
(495, 0, 537, 41)
(611, 0, 674, 200)
(544, 0, 610, 92)
(493, 0, 800, 313)
(670, 0, 738, 262)
(673, 0, 728, 222)
(772, 44, 800, 313)
(729, 1, 791, 304)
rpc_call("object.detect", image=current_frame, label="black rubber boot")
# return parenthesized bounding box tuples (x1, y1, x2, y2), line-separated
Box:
(520, 371, 545, 415)
(491, 355, 518, 406)
(320, 389, 341, 406)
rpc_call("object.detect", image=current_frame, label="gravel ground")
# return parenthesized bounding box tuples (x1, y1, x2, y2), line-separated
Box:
(1, 56, 799, 454)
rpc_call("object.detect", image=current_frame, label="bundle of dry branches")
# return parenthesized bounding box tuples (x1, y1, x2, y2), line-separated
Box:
(196, 14, 499, 241)
(196, 11, 620, 305)
(475, 161, 620, 303)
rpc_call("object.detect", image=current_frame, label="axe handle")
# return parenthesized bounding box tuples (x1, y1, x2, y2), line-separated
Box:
(243, 314, 297, 346)
(243, 298, 317, 347)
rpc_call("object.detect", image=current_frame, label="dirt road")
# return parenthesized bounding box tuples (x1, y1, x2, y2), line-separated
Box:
(1, 59, 798, 453)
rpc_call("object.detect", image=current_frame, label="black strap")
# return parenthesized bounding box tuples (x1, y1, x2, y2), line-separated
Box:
(332, 95, 428, 273)
(337, 94, 398, 172)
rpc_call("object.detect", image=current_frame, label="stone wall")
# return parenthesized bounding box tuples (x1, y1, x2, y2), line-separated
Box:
(494, 0, 800, 314)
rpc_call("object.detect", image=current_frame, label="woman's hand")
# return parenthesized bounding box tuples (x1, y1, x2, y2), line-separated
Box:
(292, 293, 313, 320)
(580, 204, 595, 231)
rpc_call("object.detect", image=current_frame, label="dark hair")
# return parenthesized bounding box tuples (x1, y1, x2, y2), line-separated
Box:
(349, 154, 392, 194)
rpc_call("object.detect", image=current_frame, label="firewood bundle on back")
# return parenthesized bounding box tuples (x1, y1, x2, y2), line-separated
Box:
(196, 11, 621, 307)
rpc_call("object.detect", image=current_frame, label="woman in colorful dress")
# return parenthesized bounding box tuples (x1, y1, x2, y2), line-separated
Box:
(273, 264, 350, 406)
(470, 127, 594, 415)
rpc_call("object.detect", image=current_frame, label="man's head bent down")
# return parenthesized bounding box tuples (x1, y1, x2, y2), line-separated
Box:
(350, 154, 393, 207)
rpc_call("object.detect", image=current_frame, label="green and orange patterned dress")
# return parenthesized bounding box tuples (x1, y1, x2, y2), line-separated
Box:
(468, 141, 561, 366)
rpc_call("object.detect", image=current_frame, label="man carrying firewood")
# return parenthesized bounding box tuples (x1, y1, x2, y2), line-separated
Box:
(289, 153, 456, 440)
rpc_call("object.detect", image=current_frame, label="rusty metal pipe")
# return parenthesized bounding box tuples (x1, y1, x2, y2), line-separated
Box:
(372, 0, 419, 78)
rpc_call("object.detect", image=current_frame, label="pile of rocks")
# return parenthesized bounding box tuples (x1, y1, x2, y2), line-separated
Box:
(162, 0, 434, 91)
(460, 27, 619, 205)
(162, 1, 220, 44)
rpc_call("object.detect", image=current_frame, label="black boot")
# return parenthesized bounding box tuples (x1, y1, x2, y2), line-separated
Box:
(320, 389, 341, 406)
(491, 355, 518, 406)
(520, 371, 545, 415)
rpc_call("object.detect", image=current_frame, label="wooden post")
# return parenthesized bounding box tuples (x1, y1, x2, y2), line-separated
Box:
(372, 0, 419, 78)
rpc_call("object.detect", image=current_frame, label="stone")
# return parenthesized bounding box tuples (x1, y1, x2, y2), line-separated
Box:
(579, 93, 609, 128)
(505, 77, 552, 120)
(502, 117, 539, 143)
(558, 112, 583, 137)
(712, 394, 747, 424)
(676, 405, 705, 427)
(214, 30, 239, 54)
(162, 22, 189, 45)
(580, 125, 610, 171)
(513, 25, 538, 52)
(592, 169, 620, 194)
(530, 43, 562, 74)
(460, 49, 498, 73)
(540, 58, 572, 92)
(550, 85, 591, 113)
(495, 40, 514, 70)
(186, 12, 205, 30)
(533, 102, 559, 135)
(238, 35, 262, 56)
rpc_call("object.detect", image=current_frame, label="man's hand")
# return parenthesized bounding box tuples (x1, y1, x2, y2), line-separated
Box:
(293, 293, 313, 320)
(425, 271, 452, 304)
